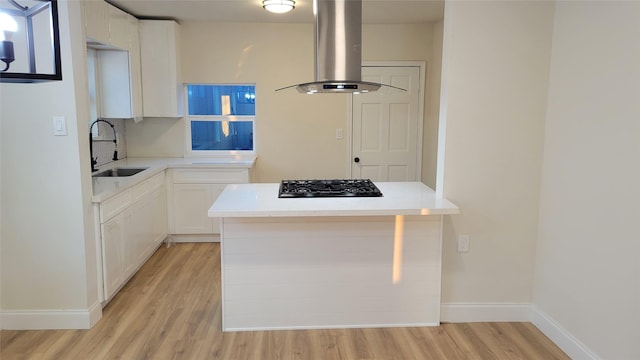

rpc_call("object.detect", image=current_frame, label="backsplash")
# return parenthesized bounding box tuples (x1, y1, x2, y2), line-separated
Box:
(92, 119, 127, 169)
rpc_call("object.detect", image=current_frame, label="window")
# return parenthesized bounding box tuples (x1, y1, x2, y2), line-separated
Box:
(185, 84, 255, 155)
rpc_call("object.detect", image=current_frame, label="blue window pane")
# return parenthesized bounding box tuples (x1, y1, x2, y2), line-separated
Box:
(191, 121, 254, 151)
(187, 85, 255, 115)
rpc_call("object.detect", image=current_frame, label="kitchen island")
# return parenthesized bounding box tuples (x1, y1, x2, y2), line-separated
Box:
(208, 182, 459, 331)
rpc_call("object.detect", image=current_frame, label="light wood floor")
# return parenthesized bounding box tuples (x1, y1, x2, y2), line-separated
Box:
(1, 243, 569, 359)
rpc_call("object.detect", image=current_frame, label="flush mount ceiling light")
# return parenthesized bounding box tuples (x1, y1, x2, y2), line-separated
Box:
(263, 0, 295, 14)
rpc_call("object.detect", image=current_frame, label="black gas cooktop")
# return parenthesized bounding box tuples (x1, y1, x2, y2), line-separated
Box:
(278, 179, 383, 198)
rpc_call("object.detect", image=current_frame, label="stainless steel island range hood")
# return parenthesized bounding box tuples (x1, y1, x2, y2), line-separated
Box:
(277, 0, 404, 94)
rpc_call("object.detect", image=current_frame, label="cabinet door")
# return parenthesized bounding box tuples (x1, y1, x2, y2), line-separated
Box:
(84, 0, 109, 44)
(108, 5, 129, 50)
(173, 184, 214, 234)
(102, 214, 125, 300)
(132, 192, 155, 266)
(128, 15, 144, 121)
(139, 20, 183, 117)
(151, 186, 168, 246)
(167, 169, 248, 236)
(98, 50, 133, 119)
(121, 209, 136, 281)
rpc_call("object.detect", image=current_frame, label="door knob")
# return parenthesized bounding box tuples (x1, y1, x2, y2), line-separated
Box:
(354, 157, 360, 163)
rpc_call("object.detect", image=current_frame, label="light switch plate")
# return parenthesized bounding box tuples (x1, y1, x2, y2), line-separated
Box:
(53, 116, 67, 136)
(457, 234, 470, 252)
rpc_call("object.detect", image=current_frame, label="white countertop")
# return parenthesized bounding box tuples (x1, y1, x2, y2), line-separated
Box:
(208, 182, 459, 217)
(92, 156, 256, 203)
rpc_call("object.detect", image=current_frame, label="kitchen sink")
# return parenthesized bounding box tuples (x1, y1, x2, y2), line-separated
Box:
(92, 167, 148, 177)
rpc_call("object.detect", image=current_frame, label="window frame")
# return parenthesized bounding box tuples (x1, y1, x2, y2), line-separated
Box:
(184, 83, 257, 157)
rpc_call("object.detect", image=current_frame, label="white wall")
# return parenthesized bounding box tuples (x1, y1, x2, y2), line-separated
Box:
(125, 117, 185, 158)
(126, 22, 438, 183)
(439, 1, 554, 306)
(534, 2, 640, 359)
(0, 0, 100, 329)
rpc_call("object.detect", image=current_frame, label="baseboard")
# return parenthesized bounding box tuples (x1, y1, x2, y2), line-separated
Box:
(225, 322, 441, 332)
(1, 301, 102, 330)
(532, 307, 600, 360)
(167, 234, 220, 243)
(440, 303, 533, 323)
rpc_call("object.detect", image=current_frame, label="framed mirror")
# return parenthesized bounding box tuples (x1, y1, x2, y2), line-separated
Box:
(0, 0, 62, 83)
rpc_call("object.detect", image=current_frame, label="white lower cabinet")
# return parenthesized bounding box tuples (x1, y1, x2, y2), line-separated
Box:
(169, 169, 249, 237)
(97, 171, 167, 302)
(101, 209, 131, 299)
(133, 185, 167, 264)
(97, 166, 253, 301)
(173, 184, 213, 234)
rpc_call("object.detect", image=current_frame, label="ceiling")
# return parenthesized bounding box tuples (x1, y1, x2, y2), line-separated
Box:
(108, 0, 444, 24)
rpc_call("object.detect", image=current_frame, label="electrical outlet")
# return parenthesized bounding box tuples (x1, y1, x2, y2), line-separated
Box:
(457, 234, 470, 252)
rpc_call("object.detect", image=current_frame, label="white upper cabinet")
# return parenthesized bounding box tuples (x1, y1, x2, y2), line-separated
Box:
(92, 14, 143, 121)
(128, 14, 144, 121)
(97, 50, 132, 119)
(84, 0, 109, 45)
(108, 5, 130, 50)
(139, 20, 184, 118)
(83, 0, 141, 120)
(83, 0, 128, 50)
(84, 3, 183, 120)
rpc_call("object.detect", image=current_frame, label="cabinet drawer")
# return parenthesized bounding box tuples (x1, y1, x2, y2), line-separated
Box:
(172, 169, 248, 184)
(101, 190, 132, 223)
(132, 172, 165, 201)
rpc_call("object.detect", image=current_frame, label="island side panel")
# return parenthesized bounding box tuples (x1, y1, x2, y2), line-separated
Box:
(219, 215, 443, 331)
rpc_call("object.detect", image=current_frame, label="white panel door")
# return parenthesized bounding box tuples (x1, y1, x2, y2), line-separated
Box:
(352, 66, 422, 181)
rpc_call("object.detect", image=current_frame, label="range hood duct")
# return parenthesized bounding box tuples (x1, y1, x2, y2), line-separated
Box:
(277, 0, 404, 94)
